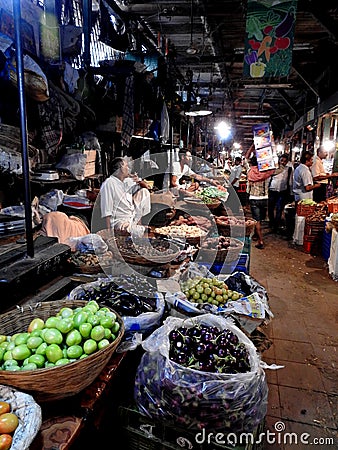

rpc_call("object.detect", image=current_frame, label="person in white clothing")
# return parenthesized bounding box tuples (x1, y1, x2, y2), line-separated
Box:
(163, 150, 219, 192)
(293, 151, 321, 202)
(100, 157, 151, 237)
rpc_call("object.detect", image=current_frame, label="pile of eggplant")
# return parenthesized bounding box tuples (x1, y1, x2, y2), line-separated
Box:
(73, 274, 158, 317)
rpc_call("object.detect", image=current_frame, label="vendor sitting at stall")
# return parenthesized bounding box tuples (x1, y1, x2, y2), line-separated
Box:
(40, 211, 90, 249)
(163, 150, 219, 193)
(100, 157, 151, 237)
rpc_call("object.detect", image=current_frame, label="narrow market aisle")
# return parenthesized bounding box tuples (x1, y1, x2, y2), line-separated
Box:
(249, 231, 338, 449)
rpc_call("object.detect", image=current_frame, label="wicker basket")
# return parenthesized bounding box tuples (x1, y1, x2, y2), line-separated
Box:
(0, 300, 124, 402)
(217, 219, 256, 238)
(197, 238, 244, 263)
(296, 203, 317, 217)
(108, 237, 181, 266)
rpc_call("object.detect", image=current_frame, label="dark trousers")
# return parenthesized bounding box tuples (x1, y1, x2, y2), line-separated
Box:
(313, 183, 327, 203)
(268, 190, 287, 231)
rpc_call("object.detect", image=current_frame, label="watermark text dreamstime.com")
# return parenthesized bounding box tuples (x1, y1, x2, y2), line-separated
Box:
(193, 421, 335, 447)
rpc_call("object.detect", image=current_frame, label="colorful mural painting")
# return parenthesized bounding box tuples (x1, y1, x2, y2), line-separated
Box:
(243, 0, 298, 78)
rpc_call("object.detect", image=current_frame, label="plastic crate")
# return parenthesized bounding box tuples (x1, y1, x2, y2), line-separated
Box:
(118, 405, 264, 450)
(322, 219, 332, 261)
(199, 253, 250, 276)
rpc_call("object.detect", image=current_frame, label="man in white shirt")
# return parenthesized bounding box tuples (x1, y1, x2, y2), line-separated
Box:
(293, 151, 321, 202)
(268, 153, 293, 233)
(100, 157, 151, 236)
(163, 150, 218, 192)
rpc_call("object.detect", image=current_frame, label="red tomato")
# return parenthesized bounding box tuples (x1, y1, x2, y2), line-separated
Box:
(275, 37, 290, 49)
(0, 413, 19, 434)
(0, 404, 10, 416)
(248, 40, 260, 50)
(269, 46, 278, 54)
(263, 25, 273, 34)
(0, 434, 12, 450)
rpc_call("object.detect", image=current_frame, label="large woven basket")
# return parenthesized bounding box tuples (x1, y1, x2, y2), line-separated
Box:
(0, 300, 124, 402)
(197, 238, 244, 263)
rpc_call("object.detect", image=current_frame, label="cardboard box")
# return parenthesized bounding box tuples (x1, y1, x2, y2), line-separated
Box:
(84, 161, 96, 178)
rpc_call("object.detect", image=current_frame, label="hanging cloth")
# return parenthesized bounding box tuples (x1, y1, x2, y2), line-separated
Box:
(121, 75, 134, 147)
(161, 101, 170, 143)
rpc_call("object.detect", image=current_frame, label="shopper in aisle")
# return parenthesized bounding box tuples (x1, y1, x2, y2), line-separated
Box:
(268, 153, 293, 233)
(163, 149, 219, 192)
(311, 146, 338, 202)
(247, 155, 275, 249)
(228, 156, 243, 214)
(293, 151, 321, 202)
(100, 157, 151, 237)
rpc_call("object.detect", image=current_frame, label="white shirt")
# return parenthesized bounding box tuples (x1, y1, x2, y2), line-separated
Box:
(162, 161, 195, 190)
(293, 163, 314, 201)
(269, 163, 293, 192)
(229, 164, 242, 187)
(311, 155, 328, 185)
(100, 175, 138, 227)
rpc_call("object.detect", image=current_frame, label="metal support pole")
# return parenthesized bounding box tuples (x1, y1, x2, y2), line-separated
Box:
(83, 0, 92, 70)
(13, 0, 34, 257)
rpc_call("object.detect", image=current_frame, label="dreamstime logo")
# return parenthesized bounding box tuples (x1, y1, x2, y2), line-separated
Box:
(91, 153, 245, 290)
(194, 421, 335, 447)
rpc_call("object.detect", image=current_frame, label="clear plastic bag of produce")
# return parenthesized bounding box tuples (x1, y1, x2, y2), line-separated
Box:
(168, 263, 272, 323)
(68, 276, 165, 337)
(68, 233, 108, 254)
(135, 314, 268, 432)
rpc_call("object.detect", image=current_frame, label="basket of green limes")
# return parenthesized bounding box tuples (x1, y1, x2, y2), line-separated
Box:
(0, 299, 124, 402)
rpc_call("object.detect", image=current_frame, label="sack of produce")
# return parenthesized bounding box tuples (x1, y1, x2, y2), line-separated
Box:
(135, 314, 268, 432)
(0, 384, 42, 450)
(68, 275, 165, 336)
(167, 264, 272, 331)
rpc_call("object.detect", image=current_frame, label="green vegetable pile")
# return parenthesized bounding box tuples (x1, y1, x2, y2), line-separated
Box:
(0, 301, 121, 371)
(195, 187, 227, 203)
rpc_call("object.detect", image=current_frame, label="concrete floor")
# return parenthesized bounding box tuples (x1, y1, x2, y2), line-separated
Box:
(249, 229, 338, 449)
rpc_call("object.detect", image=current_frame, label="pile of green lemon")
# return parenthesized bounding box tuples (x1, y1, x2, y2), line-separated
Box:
(0, 301, 121, 371)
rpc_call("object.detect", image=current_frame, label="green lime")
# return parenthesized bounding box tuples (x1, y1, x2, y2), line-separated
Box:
(14, 332, 30, 346)
(45, 316, 60, 329)
(100, 316, 114, 329)
(55, 358, 70, 366)
(104, 328, 112, 340)
(79, 322, 92, 339)
(27, 336, 43, 350)
(59, 307, 74, 318)
(111, 322, 120, 334)
(12, 344, 31, 361)
(36, 342, 48, 356)
(45, 344, 63, 363)
(73, 311, 88, 329)
(87, 300, 99, 312)
(30, 329, 42, 337)
(66, 345, 83, 359)
(87, 313, 100, 327)
(3, 359, 18, 368)
(28, 354, 45, 368)
(56, 318, 74, 334)
(83, 339, 97, 355)
(98, 339, 110, 350)
(44, 328, 63, 345)
(22, 363, 37, 371)
(90, 325, 105, 342)
(65, 329, 82, 346)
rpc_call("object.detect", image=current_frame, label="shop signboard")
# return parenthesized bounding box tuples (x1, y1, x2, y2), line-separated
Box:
(243, 0, 298, 78)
